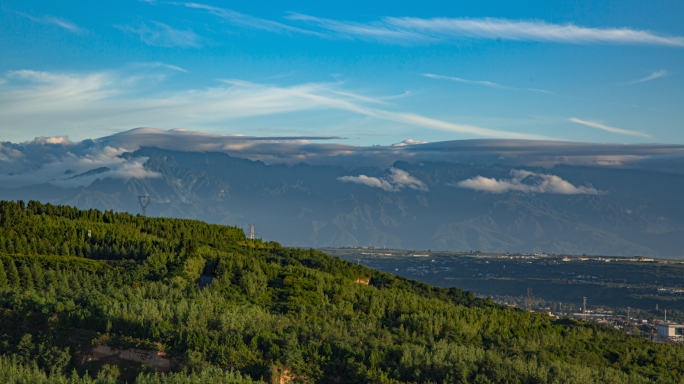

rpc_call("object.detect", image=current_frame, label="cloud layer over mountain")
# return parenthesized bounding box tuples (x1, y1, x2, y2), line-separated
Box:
(2, 128, 684, 189)
(0, 135, 161, 188)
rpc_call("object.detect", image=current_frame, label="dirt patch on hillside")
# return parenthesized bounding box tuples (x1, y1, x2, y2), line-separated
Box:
(270, 366, 297, 384)
(354, 278, 370, 285)
(87, 345, 174, 372)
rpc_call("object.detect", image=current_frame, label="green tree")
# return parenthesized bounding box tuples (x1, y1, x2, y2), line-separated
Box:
(0, 259, 7, 288)
(20, 263, 34, 290)
(97, 364, 120, 382)
(30, 262, 44, 290)
(5, 239, 15, 254)
(6, 259, 19, 288)
(17, 334, 34, 363)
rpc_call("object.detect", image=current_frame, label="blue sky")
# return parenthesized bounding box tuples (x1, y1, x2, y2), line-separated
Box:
(1, 0, 682, 146)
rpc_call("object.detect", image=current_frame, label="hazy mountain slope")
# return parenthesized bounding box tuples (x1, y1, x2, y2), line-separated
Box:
(2, 148, 683, 256)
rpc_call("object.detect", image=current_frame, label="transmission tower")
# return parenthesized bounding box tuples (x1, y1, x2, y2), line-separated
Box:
(526, 288, 532, 311)
(249, 224, 255, 240)
(583, 297, 587, 315)
(137, 196, 151, 216)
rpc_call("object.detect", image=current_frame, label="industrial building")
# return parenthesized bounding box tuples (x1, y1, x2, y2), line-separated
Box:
(657, 323, 684, 339)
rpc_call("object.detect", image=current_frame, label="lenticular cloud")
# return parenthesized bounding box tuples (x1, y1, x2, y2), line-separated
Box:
(451, 169, 602, 195)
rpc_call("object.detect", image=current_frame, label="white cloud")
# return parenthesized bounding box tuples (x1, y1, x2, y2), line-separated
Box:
(17, 12, 84, 33)
(0, 143, 23, 159)
(287, 14, 684, 46)
(173, 5, 684, 46)
(569, 118, 650, 137)
(89, 128, 684, 169)
(451, 169, 602, 194)
(115, 21, 202, 48)
(423, 73, 552, 93)
(282, 86, 549, 139)
(5, 70, 118, 109)
(337, 174, 395, 191)
(0, 68, 549, 141)
(392, 139, 428, 147)
(624, 70, 668, 85)
(337, 167, 428, 192)
(181, 3, 322, 36)
(133, 62, 188, 72)
(2, 129, 684, 184)
(30, 136, 72, 145)
(287, 13, 419, 42)
(386, 167, 428, 192)
(0, 138, 161, 189)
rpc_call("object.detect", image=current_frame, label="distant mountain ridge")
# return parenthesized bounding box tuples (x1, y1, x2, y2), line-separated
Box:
(2, 147, 684, 257)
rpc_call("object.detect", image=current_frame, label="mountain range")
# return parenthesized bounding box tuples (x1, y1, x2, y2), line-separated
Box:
(3, 143, 684, 257)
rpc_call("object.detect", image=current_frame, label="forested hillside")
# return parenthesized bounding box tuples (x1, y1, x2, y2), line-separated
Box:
(0, 200, 683, 383)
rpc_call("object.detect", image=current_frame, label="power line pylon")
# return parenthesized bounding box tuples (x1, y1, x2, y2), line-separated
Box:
(583, 296, 587, 315)
(249, 224, 255, 240)
(137, 196, 151, 216)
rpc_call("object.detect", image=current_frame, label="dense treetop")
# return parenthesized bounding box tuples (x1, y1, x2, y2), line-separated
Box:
(0, 200, 682, 383)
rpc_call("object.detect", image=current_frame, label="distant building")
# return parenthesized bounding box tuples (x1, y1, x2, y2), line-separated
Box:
(658, 323, 684, 339)
(657, 288, 684, 296)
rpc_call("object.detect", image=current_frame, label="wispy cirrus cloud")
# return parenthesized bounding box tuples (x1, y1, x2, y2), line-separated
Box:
(0, 68, 548, 142)
(287, 14, 684, 46)
(173, 4, 684, 46)
(132, 62, 188, 72)
(115, 21, 202, 48)
(180, 3, 323, 36)
(17, 12, 84, 33)
(623, 70, 668, 85)
(569, 118, 650, 137)
(423, 73, 552, 93)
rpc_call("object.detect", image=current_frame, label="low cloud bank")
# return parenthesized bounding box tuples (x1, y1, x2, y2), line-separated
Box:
(451, 170, 603, 194)
(99, 129, 684, 168)
(338, 168, 428, 192)
(3, 128, 684, 190)
(0, 136, 160, 189)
